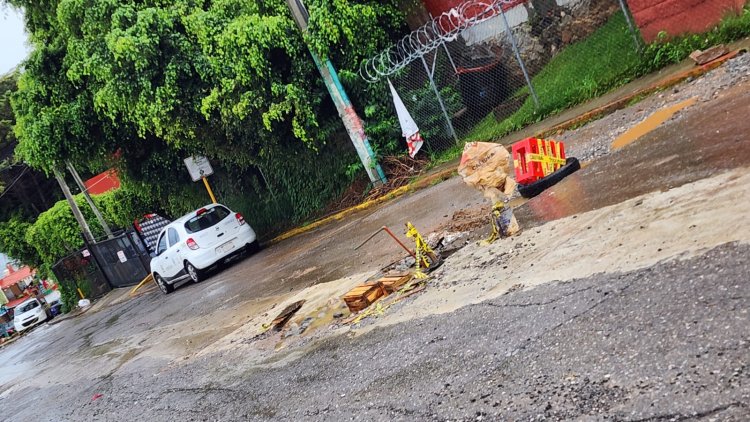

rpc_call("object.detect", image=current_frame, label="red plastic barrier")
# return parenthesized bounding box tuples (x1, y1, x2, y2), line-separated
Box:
(512, 137, 566, 185)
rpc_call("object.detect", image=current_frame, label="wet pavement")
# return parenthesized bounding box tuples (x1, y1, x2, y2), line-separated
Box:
(517, 77, 750, 226)
(1, 52, 749, 421)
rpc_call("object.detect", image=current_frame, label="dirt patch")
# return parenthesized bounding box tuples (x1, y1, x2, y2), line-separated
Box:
(435, 205, 492, 233)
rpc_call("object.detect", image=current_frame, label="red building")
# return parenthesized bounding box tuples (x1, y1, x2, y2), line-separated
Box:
(0, 264, 36, 309)
(84, 169, 120, 195)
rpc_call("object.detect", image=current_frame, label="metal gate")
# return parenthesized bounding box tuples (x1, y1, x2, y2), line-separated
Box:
(87, 230, 151, 288)
(51, 250, 112, 299)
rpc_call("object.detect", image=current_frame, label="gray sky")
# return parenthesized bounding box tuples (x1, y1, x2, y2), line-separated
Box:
(1, 6, 30, 75)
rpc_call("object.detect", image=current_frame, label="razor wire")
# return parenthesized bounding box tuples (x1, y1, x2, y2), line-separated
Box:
(360, 0, 523, 83)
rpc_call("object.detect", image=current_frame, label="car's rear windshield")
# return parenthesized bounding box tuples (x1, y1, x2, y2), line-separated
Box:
(17, 300, 38, 314)
(184, 206, 231, 234)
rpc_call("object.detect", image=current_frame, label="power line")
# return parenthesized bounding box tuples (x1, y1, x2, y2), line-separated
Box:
(0, 166, 30, 201)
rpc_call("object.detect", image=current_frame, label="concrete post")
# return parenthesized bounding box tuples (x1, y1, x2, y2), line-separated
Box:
(286, 0, 386, 186)
(53, 168, 95, 243)
(66, 161, 114, 239)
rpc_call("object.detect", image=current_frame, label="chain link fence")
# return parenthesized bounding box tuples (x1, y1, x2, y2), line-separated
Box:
(362, 0, 748, 156)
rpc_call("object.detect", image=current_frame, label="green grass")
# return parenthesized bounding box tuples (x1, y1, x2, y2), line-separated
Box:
(464, 5, 750, 143)
(466, 11, 642, 142)
(641, 5, 750, 70)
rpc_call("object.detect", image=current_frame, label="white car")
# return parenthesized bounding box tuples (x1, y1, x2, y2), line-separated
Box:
(13, 298, 49, 332)
(150, 204, 258, 294)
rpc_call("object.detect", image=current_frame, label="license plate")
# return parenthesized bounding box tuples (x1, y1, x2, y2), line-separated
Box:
(216, 241, 235, 254)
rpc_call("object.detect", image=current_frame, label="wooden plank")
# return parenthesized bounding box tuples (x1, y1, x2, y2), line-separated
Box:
(379, 274, 413, 294)
(271, 300, 305, 331)
(343, 283, 385, 313)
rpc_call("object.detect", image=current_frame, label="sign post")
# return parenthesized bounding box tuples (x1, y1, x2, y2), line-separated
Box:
(184, 156, 217, 204)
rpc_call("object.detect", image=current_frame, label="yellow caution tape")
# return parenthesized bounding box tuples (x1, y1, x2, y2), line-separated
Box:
(406, 222, 435, 279)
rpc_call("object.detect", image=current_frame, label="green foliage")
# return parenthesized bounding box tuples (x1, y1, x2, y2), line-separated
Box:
(57, 277, 78, 314)
(405, 83, 462, 143)
(0, 217, 43, 268)
(467, 12, 642, 141)
(20, 189, 154, 272)
(7, 0, 408, 237)
(640, 6, 750, 71)
(0, 72, 17, 151)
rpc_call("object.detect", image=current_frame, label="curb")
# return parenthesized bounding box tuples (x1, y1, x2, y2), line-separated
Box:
(268, 167, 457, 245)
(537, 50, 743, 138)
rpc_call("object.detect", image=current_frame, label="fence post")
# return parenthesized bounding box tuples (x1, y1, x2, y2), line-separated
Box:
(498, 7, 539, 108)
(617, 0, 642, 52)
(420, 55, 459, 144)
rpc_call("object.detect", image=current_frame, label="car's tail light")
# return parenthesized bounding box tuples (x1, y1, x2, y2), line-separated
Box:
(186, 238, 199, 250)
(196, 208, 207, 216)
(236, 213, 246, 225)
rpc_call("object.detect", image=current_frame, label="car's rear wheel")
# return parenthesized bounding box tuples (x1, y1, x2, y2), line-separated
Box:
(185, 262, 203, 283)
(154, 273, 174, 294)
(246, 240, 260, 255)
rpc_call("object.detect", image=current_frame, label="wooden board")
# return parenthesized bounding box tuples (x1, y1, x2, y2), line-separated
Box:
(343, 283, 385, 313)
(271, 300, 305, 330)
(378, 274, 413, 294)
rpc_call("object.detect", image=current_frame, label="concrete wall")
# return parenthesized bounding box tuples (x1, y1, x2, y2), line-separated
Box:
(627, 0, 746, 42)
(462, 0, 582, 46)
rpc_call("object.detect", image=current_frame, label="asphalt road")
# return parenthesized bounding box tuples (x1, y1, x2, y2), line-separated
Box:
(41, 242, 750, 421)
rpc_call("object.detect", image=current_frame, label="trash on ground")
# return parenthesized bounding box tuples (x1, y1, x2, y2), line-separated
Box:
(78, 299, 91, 308)
(267, 300, 305, 332)
(343, 281, 425, 325)
(458, 142, 520, 240)
(512, 137, 580, 199)
(485, 201, 520, 244)
(689, 45, 729, 65)
(459, 141, 517, 203)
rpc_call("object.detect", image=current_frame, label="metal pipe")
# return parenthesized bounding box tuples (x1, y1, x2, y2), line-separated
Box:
(355, 226, 417, 260)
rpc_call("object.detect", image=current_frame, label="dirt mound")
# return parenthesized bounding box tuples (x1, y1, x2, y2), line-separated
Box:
(436, 205, 491, 233)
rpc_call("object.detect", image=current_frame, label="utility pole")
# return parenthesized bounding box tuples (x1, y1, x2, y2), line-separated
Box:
(66, 161, 114, 239)
(53, 167, 95, 243)
(286, 0, 386, 186)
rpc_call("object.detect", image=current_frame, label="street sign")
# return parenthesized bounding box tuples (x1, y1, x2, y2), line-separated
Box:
(183, 156, 214, 182)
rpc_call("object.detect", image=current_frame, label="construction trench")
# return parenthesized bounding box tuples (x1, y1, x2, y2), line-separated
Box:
(0, 51, 749, 421)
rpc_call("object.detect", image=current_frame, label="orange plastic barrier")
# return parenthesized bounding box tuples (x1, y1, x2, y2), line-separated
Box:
(512, 137, 566, 185)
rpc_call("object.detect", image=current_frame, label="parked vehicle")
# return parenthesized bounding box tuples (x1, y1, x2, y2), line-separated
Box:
(150, 204, 258, 294)
(13, 298, 49, 332)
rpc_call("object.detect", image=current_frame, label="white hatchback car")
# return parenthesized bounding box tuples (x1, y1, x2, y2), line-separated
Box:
(13, 298, 49, 332)
(150, 204, 258, 294)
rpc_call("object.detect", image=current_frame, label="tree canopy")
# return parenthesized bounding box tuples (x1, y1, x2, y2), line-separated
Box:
(10, 0, 404, 185)
(1, 0, 409, 269)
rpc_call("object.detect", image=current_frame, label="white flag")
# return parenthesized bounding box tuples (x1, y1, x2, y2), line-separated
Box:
(388, 79, 424, 158)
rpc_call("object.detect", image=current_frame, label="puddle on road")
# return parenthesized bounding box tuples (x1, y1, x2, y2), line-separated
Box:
(515, 86, 750, 227)
(611, 97, 698, 150)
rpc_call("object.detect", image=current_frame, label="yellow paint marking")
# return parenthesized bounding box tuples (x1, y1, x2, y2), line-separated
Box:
(612, 97, 698, 150)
